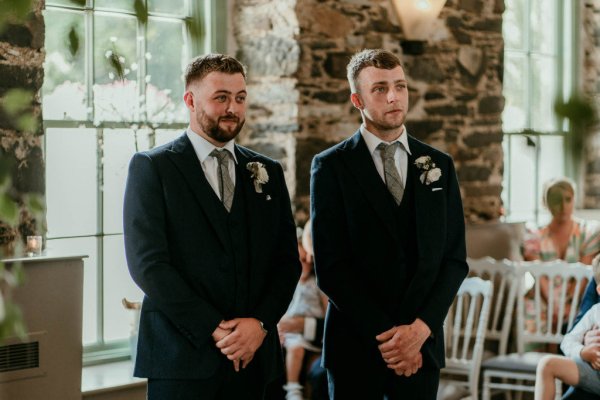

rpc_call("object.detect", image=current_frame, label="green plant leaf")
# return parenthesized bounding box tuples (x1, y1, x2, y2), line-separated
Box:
(24, 194, 45, 214)
(0, 157, 14, 184)
(68, 25, 80, 58)
(0, 193, 18, 225)
(2, 89, 33, 116)
(554, 95, 596, 125)
(0, 0, 34, 34)
(106, 49, 125, 81)
(16, 114, 39, 133)
(134, 0, 148, 25)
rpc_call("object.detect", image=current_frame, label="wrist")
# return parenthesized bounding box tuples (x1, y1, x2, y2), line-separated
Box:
(414, 318, 431, 339)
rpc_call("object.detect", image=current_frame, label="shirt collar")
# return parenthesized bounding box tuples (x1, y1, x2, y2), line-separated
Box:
(359, 124, 412, 156)
(186, 127, 238, 164)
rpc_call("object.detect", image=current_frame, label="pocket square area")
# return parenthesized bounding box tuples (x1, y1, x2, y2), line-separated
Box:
(432, 187, 443, 192)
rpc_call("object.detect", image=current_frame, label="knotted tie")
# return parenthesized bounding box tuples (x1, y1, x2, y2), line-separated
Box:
(210, 149, 234, 212)
(377, 142, 404, 205)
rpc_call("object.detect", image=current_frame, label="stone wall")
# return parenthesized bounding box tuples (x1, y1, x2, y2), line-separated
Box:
(233, 0, 506, 224)
(582, 0, 600, 208)
(0, 0, 45, 251)
(233, 0, 301, 200)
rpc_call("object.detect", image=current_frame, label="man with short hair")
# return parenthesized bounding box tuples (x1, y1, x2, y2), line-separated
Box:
(124, 53, 300, 399)
(310, 49, 468, 399)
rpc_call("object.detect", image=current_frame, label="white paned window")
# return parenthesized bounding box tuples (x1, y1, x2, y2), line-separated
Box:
(42, 0, 223, 364)
(502, 0, 575, 224)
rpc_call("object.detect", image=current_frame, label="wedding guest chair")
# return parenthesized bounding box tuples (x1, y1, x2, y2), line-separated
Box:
(468, 257, 518, 358)
(440, 276, 493, 400)
(481, 260, 592, 400)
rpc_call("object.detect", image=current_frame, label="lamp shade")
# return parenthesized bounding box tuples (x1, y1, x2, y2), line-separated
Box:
(391, 0, 447, 41)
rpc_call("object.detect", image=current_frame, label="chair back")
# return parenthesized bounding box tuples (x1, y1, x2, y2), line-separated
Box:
(467, 257, 518, 355)
(515, 260, 592, 353)
(444, 276, 493, 398)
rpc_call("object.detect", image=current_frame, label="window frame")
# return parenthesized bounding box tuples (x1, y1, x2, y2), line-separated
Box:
(502, 0, 578, 224)
(42, 0, 226, 365)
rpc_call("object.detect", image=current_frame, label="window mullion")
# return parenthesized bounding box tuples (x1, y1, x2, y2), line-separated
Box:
(86, 4, 95, 123)
(96, 127, 105, 345)
(138, 2, 148, 123)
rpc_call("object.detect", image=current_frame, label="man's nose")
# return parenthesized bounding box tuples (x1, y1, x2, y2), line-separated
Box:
(387, 90, 399, 103)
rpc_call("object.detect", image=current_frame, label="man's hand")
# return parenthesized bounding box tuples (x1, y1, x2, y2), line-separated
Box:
(387, 351, 423, 377)
(212, 322, 233, 343)
(216, 318, 267, 371)
(375, 319, 431, 372)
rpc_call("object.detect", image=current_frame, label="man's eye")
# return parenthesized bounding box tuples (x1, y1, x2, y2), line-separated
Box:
(374, 87, 385, 93)
(236, 96, 246, 103)
(215, 95, 227, 102)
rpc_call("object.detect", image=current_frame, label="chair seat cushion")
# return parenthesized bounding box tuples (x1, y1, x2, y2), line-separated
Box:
(481, 352, 549, 374)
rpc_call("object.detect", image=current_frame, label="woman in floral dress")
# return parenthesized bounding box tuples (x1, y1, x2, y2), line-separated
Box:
(523, 178, 600, 344)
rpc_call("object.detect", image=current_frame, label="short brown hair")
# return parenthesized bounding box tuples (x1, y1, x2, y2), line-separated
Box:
(184, 53, 246, 89)
(346, 49, 403, 93)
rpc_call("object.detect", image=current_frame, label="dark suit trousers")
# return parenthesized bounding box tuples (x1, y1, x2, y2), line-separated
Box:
(326, 364, 439, 400)
(563, 386, 600, 400)
(148, 359, 264, 400)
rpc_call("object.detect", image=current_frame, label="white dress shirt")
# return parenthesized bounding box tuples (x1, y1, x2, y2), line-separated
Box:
(360, 124, 412, 188)
(186, 128, 237, 200)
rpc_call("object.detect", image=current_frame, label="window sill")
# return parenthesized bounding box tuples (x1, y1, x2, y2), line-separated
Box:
(82, 360, 146, 396)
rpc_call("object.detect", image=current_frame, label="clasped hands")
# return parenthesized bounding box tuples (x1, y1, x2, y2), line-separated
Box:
(375, 318, 431, 377)
(581, 325, 600, 370)
(212, 318, 267, 372)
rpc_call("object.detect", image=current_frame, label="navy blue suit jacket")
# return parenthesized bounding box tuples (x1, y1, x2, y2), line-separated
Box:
(123, 133, 300, 382)
(310, 131, 468, 371)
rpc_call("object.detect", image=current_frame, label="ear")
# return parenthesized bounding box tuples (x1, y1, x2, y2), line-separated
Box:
(350, 93, 363, 110)
(183, 90, 194, 111)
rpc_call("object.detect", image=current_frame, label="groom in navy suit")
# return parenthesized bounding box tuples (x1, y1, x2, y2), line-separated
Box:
(124, 54, 300, 399)
(310, 49, 469, 399)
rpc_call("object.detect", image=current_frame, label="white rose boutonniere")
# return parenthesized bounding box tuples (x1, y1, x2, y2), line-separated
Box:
(414, 155, 442, 185)
(247, 161, 269, 193)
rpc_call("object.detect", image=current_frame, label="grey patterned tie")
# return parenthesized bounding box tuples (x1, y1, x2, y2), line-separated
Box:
(210, 149, 234, 212)
(377, 142, 404, 205)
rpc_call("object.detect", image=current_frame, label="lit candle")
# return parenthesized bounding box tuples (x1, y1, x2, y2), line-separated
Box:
(26, 235, 42, 256)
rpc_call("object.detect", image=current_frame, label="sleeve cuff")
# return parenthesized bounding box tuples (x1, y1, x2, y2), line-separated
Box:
(304, 317, 317, 341)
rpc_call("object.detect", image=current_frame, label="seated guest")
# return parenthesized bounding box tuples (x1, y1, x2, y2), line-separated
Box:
(523, 178, 600, 340)
(278, 221, 328, 400)
(535, 255, 600, 400)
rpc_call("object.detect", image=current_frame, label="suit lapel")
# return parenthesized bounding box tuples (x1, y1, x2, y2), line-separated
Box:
(407, 136, 443, 261)
(166, 134, 230, 249)
(235, 145, 268, 269)
(340, 131, 400, 242)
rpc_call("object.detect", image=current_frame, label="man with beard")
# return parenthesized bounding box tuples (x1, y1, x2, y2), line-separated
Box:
(310, 49, 468, 399)
(123, 53, 300, 400)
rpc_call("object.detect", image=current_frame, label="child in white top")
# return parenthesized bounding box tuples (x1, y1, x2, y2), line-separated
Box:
(281, 221, 328, 400)
(534, 254, 600, 400)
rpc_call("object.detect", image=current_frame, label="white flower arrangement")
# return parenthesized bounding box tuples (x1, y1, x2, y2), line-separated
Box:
(246, 162, 269, 193)
(414, 155, 442, 185)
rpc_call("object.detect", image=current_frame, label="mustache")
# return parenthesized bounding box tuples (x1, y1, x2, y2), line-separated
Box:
(219, 115, 239, 123)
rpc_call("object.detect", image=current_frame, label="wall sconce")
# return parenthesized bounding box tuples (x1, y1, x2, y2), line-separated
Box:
(390, 0, 447, 55)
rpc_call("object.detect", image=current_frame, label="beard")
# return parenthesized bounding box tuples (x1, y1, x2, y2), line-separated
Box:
(364, 110, 406, 133)
(196, 109, 245, 144)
